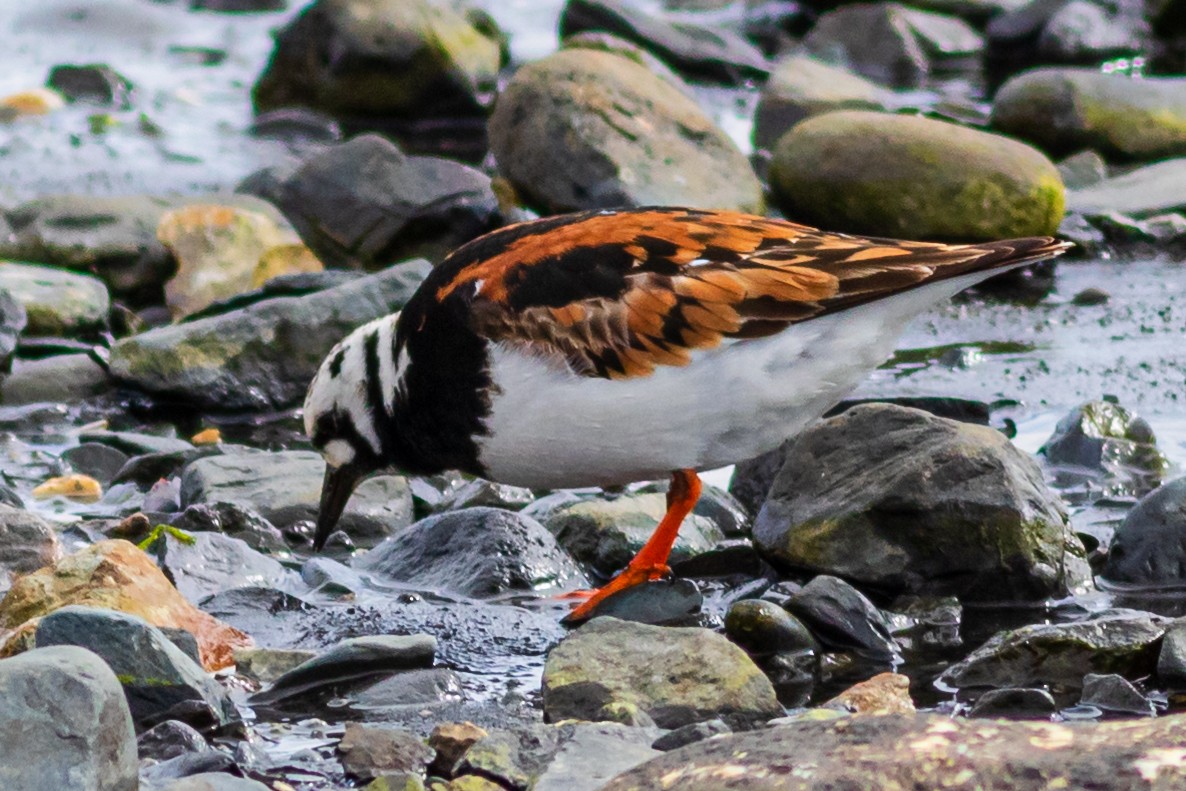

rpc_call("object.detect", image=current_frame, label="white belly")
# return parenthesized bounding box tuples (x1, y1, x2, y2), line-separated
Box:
(475, 273, 988, 489)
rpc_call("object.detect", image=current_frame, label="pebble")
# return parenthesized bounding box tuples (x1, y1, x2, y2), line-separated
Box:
(1079, 673, 1156, 717)
(32, 473, 102, 502)
(968, 687, 1057, 719)
(337, 723, 435, 783)
(137, 720, 211, 761)
(785, 575, 901, 664)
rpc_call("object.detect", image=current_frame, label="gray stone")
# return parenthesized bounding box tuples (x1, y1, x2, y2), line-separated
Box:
(266, 134, 501, 271)
(350, 667, 464, 713)
(651, 719, 731, 751)
(1057, 150, 1108, 190)
(993, 69, 1186, 162)
(1103, 478, 1186, 588)
(137, 719, 210, 761)
(1041, 401, 1168, 493)
(754, 404, 1090, 602)
(0, 505, 61, 588)
(544, 492, 724, 577)
(108, 261, 430, 411)
(34, 606, 237, 730)
(0, 261, 110, 336)
(785, 576, 899, 663)
(769, 111, 1064, 241)
(487, 48, 763, 214)
(143, 531, 297, 603)
(601, 713, 1186, 790)
(1038, 1, 1149, 63)
(802, 3, 983, 88)
(558, 0, 769, 84)
(169, 502, 288, 554)
(1080, 673, 1155, 716)
(0, 645, 137, 791)
(1159, 619, 1186, 689)
(938, 610, 1166, 690)
(356, 507, 589, 597)
(233, 647, 318, 685)
(435, 478, 536, 512)
(80, 429, 194, 456)
(338, 723, 434, 782)
(161, 774, 271, 791)
(577, 577, 703, 625)
(968, 687, 1057, 718)
(179, 449, 413, 543)
(1067, 158, 1186, 218)
(0, 290, 25, 371)
(0, 352, 111, 405)
(542, 616, 782, 729)
(62, 443, 129, 486)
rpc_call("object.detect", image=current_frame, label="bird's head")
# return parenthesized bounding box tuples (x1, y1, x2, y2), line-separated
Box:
(303, 315, 399, 550)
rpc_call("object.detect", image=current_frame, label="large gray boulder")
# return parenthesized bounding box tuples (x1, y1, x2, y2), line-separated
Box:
(0, 645, 137, 791)
(753, 404, 1090, 602)
(108, 259, 429, 410)
(488, 49, 763, 214)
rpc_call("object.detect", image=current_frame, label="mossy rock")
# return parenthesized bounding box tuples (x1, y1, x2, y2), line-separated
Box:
(487, 49, 763, 214)
(769, 110, 1064, 240)
(992, 68, 1186, 162)
(0, 261, 109, 336)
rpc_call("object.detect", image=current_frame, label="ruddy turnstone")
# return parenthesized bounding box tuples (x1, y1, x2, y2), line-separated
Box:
(304, 207, 1069, 622)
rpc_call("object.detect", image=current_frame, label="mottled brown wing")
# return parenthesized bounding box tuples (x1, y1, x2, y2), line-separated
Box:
(435, 207, 1068, 379)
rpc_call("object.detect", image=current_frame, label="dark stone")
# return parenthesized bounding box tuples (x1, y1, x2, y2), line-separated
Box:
(755, 404, 1090, 602)
(356, 507, 589, 598)
(137, 720, 210, 761)
(62, 442, 129, 486)
(724, 599, 817, 657)
(575, 578, 703, 626)
(79, 429, 194, 456)
(160, 628, 205, 667)
(559, 0, 770, 84)
(1102, 478, 1186, 588)
(1158, 619, 1186, 689)
(168, 502, 288, 554)
(1042, 401, 1168, 493)
(34, 606, 237, 731)
(113, 447, 220, 487)
(143, 531, 296, 603)
(269, 134, 501, 271)
(0, 504, 60, 579)
(785, 575, 900, 664)
(349, 668, 465, 714)
(671, 541, 764, 579)
(46, 63, 132, 107)
(139, 751, 240, 786)
(0, 290, 27, 372)
(192, 0, 287, 10)
(337, 723, 434, 782)
(0, 645, 137, 791)
(1080, 673, 1155, 716)
(247, 107, 342, 143)
(651, 719, 731, 751)
(968, 687, 1057, 719)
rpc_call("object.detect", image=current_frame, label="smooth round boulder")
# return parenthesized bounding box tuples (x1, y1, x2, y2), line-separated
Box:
(1102, 478, 1186, 588)
(488, 49, 763, 214)
(992, 69, 1186, 162)
(769, 110, 1064, 240)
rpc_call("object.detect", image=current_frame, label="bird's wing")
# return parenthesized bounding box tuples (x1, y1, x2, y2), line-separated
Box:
(433, 207, 1068, 379)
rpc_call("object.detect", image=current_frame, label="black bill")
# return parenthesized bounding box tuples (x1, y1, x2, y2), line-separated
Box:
(313, 463, 365, 550)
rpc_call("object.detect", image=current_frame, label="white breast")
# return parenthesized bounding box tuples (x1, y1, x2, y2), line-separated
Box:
(475, 271, 992, 489)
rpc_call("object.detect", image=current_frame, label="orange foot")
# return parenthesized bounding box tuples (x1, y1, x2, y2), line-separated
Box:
(561, 563, 671, 625)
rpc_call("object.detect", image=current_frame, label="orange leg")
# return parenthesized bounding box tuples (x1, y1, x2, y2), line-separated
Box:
(563, 469, 702, 624)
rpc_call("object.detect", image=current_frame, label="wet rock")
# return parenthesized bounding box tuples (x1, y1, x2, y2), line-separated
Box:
(109, 261, 429, 411)
(1041, 401, 1168, 492)
(266, 134, 501, 271)
(651, 719, 730, 751)
(542, 616, 782, 729)
(1158, 619, 1186, 689)
(753, 55, 893, 152)
(691, 486, 750, 539)
(252, 0, 500, 122)
(770, 111, 1064, 240)
(0, 290, 25, 371)
(357, 507, 589, 597)
(1102, 478, 1186, 588)
(62, 443, 129, 486)
(802, 4, 983, 88)
(939, 610, 1166, 690)
(338, 723, 434, 782)
(35, 606, 237, 730)
(578, 578, 704, 625)
(143, 531, 297, 603)
(823, 672, 915, 715)
(428, 721, 487, 776)
(559, 0, 769, 84)
(487, 49, 763, 214)
(1072, 286, 1110, 306)
(169, 502, 288, 554)
(435, 478, 536, 513)
(0, 260, 110, 336)
(1067, 158, 1186, 218)
(457, 721, 659, 791)
(724, 599, 817, 657)
(993, 69, 1186, 162)
(601, 712, 1186, 790)
(232, 647, 317, 685)
(46, 63, 132, 106)
(0, 504, 61, 587)
(137, 719, 210, 761)
(755, 405, 1089, 602)
(158, 204, 315, 321)
(0, 540, 251, 670)
(785, 575, 900, 663)
(81, 429, 195, 456)
(251, 634, 436, 707)
(1057, 150, 1108, 190)
(1080, 673, 1155, 716)
(968, 687, 1057, 718)
(0, 645, 137, 791)
(544, 493, 724, 577)
(349, 667, 465, 714)
(0, 352, 111, 404)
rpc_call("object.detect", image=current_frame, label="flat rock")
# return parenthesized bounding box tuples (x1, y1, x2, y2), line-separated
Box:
(993, 69, 1186, 162)
(143, 531, 297, 603)
(1080, 673, 1155, 717)
(0, 645, 137, 791)
(1101, 477, 1186, 588)
(770, 110, 1064, 240)
(356, 507, 589, 597)
(179, 450, 413, 544)
(600, 713, 1186, 789)
(108, 261, 429, 411)
(542, 616, 782, 729)
(1067, 158, 1186, 218)
(0, 540, 251, 670)
(753, 404, 1090, 602)
(35, 606, 237, 730)
(0, 260, 110, 336)
(938, 610, 1166, 690)
(487, 48, 763, 214)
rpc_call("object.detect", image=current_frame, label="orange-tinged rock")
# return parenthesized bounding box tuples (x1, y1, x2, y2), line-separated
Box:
(32, 474, 102, 503)
(253, 242, 323, 287)
(823, 672, 915, 715)
(191, 427, 222, 445)
(0, 539, 251, 670)
(1, 88, 65, 116)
